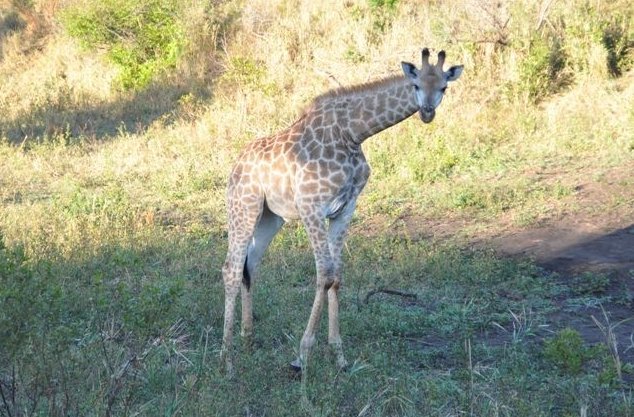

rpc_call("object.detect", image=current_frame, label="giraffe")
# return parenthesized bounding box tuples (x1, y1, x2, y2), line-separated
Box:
(220, 48, 463, 374)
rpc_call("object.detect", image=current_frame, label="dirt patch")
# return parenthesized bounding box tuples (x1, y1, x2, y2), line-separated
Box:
(355, 166, 634, 378)
(482, 170, 634, 371)
(370, 168, 634, 375)
(488, 218, 634, 368)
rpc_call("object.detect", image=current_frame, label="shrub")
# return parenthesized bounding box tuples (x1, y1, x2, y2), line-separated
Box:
(558, 1, 633, 77)
(572, 272, 611, 295)
(543, 328, 587, 374)
(0, 236, 32, 356)
(516, 34, 567, 102)
(368, 0, 399, 10)
(62, 0, 185, 90)
(220, 56, 279, 96)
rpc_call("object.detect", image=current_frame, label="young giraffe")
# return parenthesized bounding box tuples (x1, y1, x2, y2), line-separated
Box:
(221, 48, 463, 373)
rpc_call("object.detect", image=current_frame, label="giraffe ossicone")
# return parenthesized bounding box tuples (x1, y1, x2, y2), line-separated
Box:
(220, 48, 463, 374)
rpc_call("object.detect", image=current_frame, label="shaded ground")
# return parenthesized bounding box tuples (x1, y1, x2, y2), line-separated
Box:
(373, 169, 634, 376)
(489, 218, 634, 368)
(483, 171, 634, 371)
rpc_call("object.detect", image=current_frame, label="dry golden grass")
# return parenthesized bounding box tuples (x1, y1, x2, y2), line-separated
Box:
(1, 0, 632, 250)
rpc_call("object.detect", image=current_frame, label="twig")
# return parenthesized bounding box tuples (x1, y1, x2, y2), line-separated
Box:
(364, 288, 417, 304)
(10, 366, 15, 417)
(454, 37, 509, 47)
(105, 336, 161, 417)
(466, 338, 475, 417)
(536, 0, 556, 31)
(625, 333, 634, 354)
(315, 69, 343, 88)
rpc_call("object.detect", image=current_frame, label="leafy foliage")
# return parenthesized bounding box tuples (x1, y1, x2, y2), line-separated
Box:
(572, 271, 611, 295)
(561, 2, 634, 77)
(62, 0, 185, 90)
(516, 34, 567, 102)
(543, 328, 587, 374)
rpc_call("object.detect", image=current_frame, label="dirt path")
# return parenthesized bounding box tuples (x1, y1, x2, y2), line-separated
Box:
(361, 169, 634, 374)
(488, 217, 634, 369)
(396, 172, 634, 374)
(477, 170, 634, 372)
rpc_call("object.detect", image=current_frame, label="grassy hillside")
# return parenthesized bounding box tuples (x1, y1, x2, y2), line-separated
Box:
(1, 0, 633, 416)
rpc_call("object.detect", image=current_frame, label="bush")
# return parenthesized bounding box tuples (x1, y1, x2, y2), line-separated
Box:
(543, 328, 587, 374)
(516, 34, 567, 102)
(62, 0, 185, 90)
(572, 272, 611, 295)
(561, 1, 634, 77)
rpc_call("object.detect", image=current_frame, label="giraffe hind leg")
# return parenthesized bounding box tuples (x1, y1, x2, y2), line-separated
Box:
(243, 202, 284, 289)
(221, 192, 263, 373)
(241, 202, 284, 341)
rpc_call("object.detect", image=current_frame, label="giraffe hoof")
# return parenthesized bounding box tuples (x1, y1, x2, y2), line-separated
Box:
(337, 359, 350, 371)
(290, 358, 303, 373)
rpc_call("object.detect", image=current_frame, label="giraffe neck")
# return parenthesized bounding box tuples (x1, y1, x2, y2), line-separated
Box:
(313, 75, 418, 145)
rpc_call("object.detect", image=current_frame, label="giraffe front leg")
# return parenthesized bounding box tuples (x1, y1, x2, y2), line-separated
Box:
(326, 201, 357, 370)
(327, 284, 348, 370)
(240, 282, 254, 348)
(291, 285, 328, 371)
(291, 212, 333, 372)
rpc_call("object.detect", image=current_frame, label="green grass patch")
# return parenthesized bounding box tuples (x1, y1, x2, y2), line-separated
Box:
(62, 0, 185, 90)
(2, 221, 629, 416)
(1, 0, 634, 415)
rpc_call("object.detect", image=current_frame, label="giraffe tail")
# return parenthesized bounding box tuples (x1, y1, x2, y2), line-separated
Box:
(242, 256, 251, 290)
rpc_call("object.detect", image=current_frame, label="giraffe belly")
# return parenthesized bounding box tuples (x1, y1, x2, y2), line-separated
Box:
(263, 189, 301, 221)
(264, 185, 352, 221)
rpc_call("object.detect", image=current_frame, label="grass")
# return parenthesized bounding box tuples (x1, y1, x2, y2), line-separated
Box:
(1, 228, 631, 416)
(1, 0, 634, 415)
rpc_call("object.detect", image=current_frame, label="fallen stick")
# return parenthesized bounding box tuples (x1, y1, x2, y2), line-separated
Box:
(364, 288, 417, 304)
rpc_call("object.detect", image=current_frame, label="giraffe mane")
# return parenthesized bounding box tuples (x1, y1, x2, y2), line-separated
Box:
(298, 74, 405, 117)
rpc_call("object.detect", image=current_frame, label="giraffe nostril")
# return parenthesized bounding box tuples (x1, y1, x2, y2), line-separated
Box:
(419, 108, 436, 123)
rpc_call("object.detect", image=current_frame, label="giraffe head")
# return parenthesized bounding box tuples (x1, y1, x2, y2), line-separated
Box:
(401, 48, 463, 123)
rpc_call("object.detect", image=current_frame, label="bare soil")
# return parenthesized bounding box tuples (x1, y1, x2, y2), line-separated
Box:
(488, 216, 634, 366)
(371, 169, 634, 374)
(483, 172, 634, 372)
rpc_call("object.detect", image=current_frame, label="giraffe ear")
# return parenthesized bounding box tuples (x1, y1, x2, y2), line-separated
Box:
(401, 61, 419, 81)
(445, 65, 464, 82)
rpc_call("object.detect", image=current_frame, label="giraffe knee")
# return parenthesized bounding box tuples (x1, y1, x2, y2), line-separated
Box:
(222, 258, 232, 278)
(323, 274, 341, 291)
(317, 263, 342, 290)
(324, 280, 340, 291)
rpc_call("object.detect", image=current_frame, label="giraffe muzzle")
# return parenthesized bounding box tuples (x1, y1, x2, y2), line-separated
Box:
(419, 108, 435, 123)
